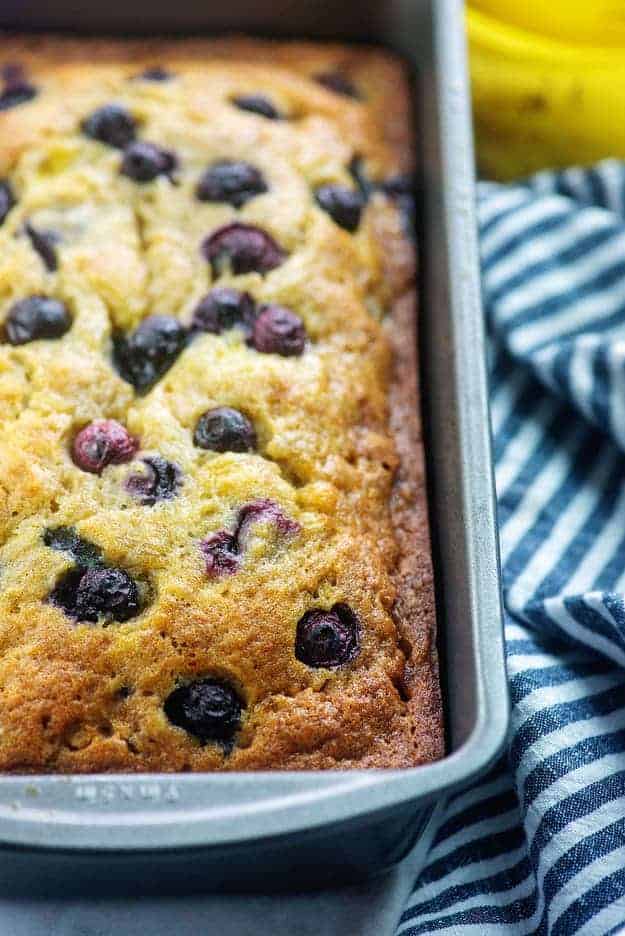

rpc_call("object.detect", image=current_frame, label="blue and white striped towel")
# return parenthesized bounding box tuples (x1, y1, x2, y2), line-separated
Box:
(398, 161, 625, 935)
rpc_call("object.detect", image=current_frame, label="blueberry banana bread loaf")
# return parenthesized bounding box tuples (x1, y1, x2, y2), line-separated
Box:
(0, 36, 442, 771)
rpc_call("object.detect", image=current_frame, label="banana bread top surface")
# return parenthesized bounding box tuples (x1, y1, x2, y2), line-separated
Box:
(0, 35, 442, 771)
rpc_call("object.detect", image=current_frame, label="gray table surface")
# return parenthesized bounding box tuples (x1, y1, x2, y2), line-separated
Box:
(0, 869, 412, 936)
(0, 804, 442, 936)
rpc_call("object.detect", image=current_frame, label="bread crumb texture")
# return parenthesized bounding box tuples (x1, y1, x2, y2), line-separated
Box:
(0, 36, 442, 771)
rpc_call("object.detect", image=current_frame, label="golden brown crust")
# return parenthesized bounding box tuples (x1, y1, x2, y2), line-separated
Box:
(0, 35, 441, 770)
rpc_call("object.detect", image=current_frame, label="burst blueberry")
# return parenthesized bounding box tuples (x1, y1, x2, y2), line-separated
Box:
(202, 223, 286, 277)
(4, 296, 71, 344)
(295, 603, 360, 668)
(81, 104, 137, 149)
(235, 498, 300, 552)
(250, 304, 306, 357)
(201, 499, 298, 579)
(200, 530, 240, 578)
(125, 455, 182, 505)
(164, 677, 243, 745)
(194, 406, 257, 453)
(72, 419, 138, 474)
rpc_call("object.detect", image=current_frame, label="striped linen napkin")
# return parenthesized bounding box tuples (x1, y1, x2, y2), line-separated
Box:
(398, 161, 625, 936)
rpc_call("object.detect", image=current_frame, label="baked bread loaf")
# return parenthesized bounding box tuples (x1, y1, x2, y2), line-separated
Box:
(0, 36, 442, 771)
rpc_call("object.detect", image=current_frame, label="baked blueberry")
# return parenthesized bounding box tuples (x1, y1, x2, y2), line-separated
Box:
(48, 567, 87, 619)
(235, 498, 300, 551)
(200, 530, 240, 578)
(295, 603, 360, 668)
(196, 160, 267, 209)
(250, 304, 306, 357)
(379, 174, 413, 199)
(81, 104, 137, 149)
(380, 174, 415, 240)
(194, 406, 257, 453)
(0, 180, 15, 226)
(74, 567, 140, 623)
(120, 141, 177, 183)
(72, 419, 138, 474)
(0, 64, 25, 85)
(315, 184, 363, 232)
(113, 315, 187, 393)
(164, 677, 243, 745)
(0, 65, 37, 111)
(202, 223, 286, 277)
(314, 71, 360, 99)
(137, 66, 172, 81)
(43, 526, 104, 569)
(25, 222, 59, 272)
(4, 296, 71, 345)
(125, 455, 182, 505)
(49, 565, 140, 624)
(232, 94, 281, 120)
(191, 287, 255, 336)
(0, 82, 37, 110)
(348, 154, 372, 199)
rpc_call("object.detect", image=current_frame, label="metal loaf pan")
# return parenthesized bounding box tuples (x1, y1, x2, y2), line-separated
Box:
(0, 0, 508, 895)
